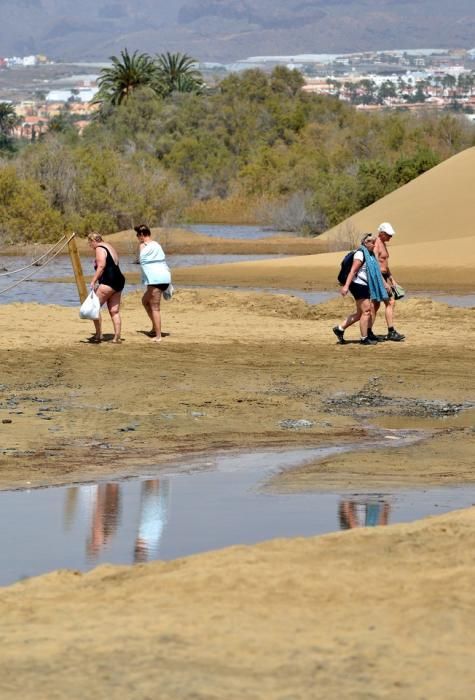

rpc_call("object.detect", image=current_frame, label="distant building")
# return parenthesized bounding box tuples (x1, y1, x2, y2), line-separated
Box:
(45, 88, 98, 103)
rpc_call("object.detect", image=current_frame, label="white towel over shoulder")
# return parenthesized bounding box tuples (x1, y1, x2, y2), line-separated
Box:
(139, 240, 171, 286)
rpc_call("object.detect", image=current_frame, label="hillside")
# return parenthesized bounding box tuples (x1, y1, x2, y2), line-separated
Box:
(1, 0, 475, 62)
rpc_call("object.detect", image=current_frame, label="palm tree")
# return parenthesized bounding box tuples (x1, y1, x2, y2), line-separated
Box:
(0, 102, 20, 148)
(0, 102, 19, 138)
(95, 49, 156, 106)
(154, 52, 204, 97)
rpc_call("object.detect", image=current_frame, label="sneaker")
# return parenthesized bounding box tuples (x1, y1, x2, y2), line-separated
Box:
(386, 329, 405, 342)
(332, 326, 345, 344)
(360, 337, 378, 346)
(368, 331, 385, 342)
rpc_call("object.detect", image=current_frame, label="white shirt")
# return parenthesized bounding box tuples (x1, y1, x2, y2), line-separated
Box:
(353, 250, 368, 285)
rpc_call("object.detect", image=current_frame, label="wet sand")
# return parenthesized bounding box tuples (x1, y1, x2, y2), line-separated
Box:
(0, 290, 473, 488)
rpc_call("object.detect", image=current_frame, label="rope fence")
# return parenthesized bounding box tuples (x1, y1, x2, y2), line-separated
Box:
(0, 233, 76, 296)
(0, 235, 69, 277)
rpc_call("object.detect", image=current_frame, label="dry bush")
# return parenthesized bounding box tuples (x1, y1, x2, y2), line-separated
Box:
(325, 220, 362, 252)
(183, 195, 269, 224)
(257, 192, 327, 236)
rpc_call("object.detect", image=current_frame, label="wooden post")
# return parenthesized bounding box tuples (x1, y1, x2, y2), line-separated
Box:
(68, 232, 88, 303)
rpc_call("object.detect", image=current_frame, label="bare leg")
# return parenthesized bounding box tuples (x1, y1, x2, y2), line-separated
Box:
(384, 298, 395, 329)
(92, 317, 102, 342)
(142, 286, 162, 342)
(358, 298, 372, 337)
(141, 290, 155, 334)
(91, 285, 114, 342)
(371, 300, 380, 332)
(341, 309, 361, 330)
(107, 291, 122, 342)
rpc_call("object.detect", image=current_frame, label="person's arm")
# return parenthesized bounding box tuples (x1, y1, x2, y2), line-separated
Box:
(90, 248, 106, 288)
(383, 268, 396, 291)
(387, 271, 397, 286)
(383, 270, 393, 292)
(340, 258, 363, 296)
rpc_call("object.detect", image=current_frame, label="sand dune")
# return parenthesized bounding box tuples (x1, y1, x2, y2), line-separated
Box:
(320, 146, 475, 246)
(174, 234, 475, 291)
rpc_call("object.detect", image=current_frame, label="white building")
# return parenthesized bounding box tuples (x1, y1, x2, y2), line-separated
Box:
(46, 88, 98, 103)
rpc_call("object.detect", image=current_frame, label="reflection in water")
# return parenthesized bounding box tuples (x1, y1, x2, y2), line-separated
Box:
(338, 499, 390, 529)
(134, 480, 170, 563)
(63, 486, 79, 530)
(3, 445, 475, 587)
(87, 483, 121, 558)
(65, 479, 170, 562)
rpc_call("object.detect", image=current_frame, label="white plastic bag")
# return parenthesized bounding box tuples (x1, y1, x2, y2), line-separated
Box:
(79, 290, 101, 320)
(163, 283, 174, 301)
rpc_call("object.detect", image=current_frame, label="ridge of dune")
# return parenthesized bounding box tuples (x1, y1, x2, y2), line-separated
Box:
(319, 146, 475, 246)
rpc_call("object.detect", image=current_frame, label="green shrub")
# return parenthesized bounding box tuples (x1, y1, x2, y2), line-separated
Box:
(0, 165, 63, 242)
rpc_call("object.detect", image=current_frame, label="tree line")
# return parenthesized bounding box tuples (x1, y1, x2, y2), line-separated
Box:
(0, 53, 474, 242)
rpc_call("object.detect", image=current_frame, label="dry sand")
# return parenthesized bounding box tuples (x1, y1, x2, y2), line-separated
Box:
(1, 148, 475, 697)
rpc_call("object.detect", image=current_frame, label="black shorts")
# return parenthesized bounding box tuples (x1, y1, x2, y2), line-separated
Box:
(349, 282, 370, 300)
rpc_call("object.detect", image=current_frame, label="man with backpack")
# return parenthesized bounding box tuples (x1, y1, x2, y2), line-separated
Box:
(373, 222, 405, 342)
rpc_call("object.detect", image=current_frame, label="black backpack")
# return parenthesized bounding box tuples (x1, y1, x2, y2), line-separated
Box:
(337, 250, 356, 285)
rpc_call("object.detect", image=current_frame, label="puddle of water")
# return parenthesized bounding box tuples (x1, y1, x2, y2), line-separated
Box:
(168, 253, 285, 267)
(410, 291, 475, 308)
(0, 255, 285, 306)
(1, 253, 474, 309)
(183, 224, 287, 240)
(183, 284, 475, 309)
(0, 255, 138, 306)
(1, 445, 474, 587)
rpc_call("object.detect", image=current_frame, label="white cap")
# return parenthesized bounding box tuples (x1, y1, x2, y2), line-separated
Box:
(378, 222, 395, 236)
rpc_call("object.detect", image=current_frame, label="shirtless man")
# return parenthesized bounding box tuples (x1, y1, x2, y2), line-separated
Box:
(373, 222, 405, 341)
